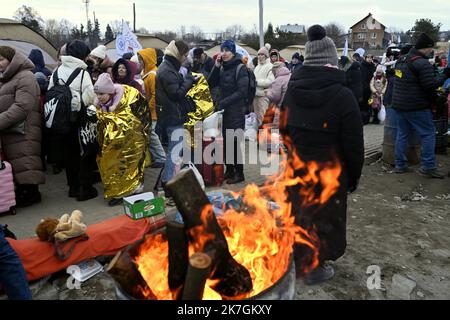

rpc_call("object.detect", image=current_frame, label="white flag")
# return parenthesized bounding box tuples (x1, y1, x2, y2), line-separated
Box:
(116, 21, 143, 57)
(343, 38, 349, 57)
(398, 35, 401, 44)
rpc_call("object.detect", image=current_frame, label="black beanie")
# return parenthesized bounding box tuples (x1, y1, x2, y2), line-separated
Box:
(415, 33, 434, 49)
(193, 48, 204, 58)
(307, 25, 327, 41)
(292, 52, 301, 60)
(122, 52, 134, 60)
(66, 40, 91, 61)
(400, 44, 413, 56)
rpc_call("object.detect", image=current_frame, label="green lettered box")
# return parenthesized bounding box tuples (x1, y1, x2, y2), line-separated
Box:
(123, 192, 165, 220)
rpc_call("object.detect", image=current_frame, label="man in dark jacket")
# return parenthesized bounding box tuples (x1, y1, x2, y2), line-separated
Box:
(208, 40, 249, 184)
(282, 25, 364, 285)
(192, 48, 214, 78)
(289, 52, 303, 72)
(339, 56, 363, 104)
(392, 33, 450, 178)
(360, 54, 376, 124)
(156, 40, 197, 190)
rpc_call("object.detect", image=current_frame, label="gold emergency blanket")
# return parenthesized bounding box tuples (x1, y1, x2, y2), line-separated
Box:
(184, 73, 214, 147)
(96, 86, 151, 199)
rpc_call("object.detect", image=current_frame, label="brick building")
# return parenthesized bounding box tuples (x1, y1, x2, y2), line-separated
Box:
(350, 13, 389, 49)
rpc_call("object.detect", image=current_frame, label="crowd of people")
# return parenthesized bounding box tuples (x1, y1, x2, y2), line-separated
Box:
(1, 21, 450, 298)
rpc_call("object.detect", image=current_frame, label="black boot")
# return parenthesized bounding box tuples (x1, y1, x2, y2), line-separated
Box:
(77, 185, 98, 201)
(224, 165, 235, 181)
(226, 166, 245, 185)
(68, 185, 79, 198)
(16, 185, 42, 208)
(304, 264, 335, 285)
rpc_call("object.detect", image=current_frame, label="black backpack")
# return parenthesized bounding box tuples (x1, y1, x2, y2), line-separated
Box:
(221, 64, 257, 106)
(44, 68, 84, 135)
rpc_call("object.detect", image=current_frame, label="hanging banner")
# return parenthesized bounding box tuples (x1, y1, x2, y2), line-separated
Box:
(116, 21, 143, 57)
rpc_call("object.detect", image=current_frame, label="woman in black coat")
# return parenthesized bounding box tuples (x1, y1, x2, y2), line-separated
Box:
(359, 55, 377, 124)
(208, 40, 249, 184)
(339, 56, 363, 104)
(282, 26, 364, 284)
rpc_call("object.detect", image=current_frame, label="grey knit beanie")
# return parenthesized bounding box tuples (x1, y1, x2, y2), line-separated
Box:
(304, 25, 338, 67)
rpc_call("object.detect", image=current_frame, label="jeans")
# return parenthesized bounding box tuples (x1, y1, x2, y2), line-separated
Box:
(0, 226, 32, 300)
(395, 109, 436, 171)
(161, 125, 185, 184)
(149, 122, 166, 164)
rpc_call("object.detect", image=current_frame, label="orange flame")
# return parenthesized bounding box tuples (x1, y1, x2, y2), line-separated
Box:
(135, 122, 342, 300)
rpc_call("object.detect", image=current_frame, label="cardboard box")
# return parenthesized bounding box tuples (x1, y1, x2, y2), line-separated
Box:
(123, 192, 165, 220)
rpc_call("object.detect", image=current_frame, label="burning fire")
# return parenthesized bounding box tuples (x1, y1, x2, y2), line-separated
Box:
(135, 127, 342, 300)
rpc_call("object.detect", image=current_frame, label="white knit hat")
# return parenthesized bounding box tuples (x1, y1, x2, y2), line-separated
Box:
(130, 54, 139, 64)
(90, 45, 107, 59)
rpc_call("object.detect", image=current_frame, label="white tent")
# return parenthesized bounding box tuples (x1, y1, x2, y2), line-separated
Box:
(0, 39, 57, 68)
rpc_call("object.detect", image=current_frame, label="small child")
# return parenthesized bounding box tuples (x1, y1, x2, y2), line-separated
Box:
(370, 65, 387, 124)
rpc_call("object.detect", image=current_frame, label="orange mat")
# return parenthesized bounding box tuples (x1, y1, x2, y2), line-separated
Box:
(7, 215, 164, 281)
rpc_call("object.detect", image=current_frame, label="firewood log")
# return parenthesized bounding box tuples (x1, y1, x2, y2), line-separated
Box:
(166, 169, 253, 298)
(106, 249, 156, 300)
(166, 221, 189, 299)
(182, 252, 212, 300)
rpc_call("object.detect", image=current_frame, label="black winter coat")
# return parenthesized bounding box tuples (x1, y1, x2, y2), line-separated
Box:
(392, 48, 447, 112)
(360, 60, 376, 100)
(208, 56, 249, 130)
(155, 55, 195, 128)
(282, 66, 364, 265)
(192, 56, 215, 78)
(383, 67, 395, 106)
(343, 61, 363, 103)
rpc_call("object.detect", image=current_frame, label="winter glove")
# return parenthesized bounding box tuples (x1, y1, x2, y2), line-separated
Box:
(193, 75, 202, 85)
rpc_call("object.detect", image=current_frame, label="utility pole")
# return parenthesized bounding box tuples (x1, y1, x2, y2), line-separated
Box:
(82, 0, 90, 26)
(259, 0, 264, 48)
(133, 2, 136, 33)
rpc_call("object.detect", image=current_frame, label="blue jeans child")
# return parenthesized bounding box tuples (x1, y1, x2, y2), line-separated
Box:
(0, 225, 32, 300)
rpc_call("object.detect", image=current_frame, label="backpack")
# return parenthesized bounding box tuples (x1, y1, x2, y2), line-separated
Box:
(44, 68, 84, 135)
(221, 64, 257, 106)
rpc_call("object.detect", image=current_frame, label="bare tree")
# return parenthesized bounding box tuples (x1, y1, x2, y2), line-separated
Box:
(14, 5, 44, 33)
(43, 19, 74, 47)
(189, 25, 204, 41)
(178, 25, 187, 39)
(225, 24, 245, 41)
(324, 22, 346, 47)
(137, 27, 150, 34)
(109, 20, 124, 36)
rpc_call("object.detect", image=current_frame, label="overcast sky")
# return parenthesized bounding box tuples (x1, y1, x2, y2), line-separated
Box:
(4, 0, 450, 35)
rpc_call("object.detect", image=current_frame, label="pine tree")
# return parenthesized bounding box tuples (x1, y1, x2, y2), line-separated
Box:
(92, 19, 101, 45)
(87, 19, 94, 47)
(264, 23, 276, 45)
(105, 24, 115, 43)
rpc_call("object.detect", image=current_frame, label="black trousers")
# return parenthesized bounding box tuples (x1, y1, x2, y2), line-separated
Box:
(62, 129, 97, 189)
(223, 134, 243, 175)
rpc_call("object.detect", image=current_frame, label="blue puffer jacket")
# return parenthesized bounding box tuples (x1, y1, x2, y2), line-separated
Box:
(28, 49, 52, 77)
